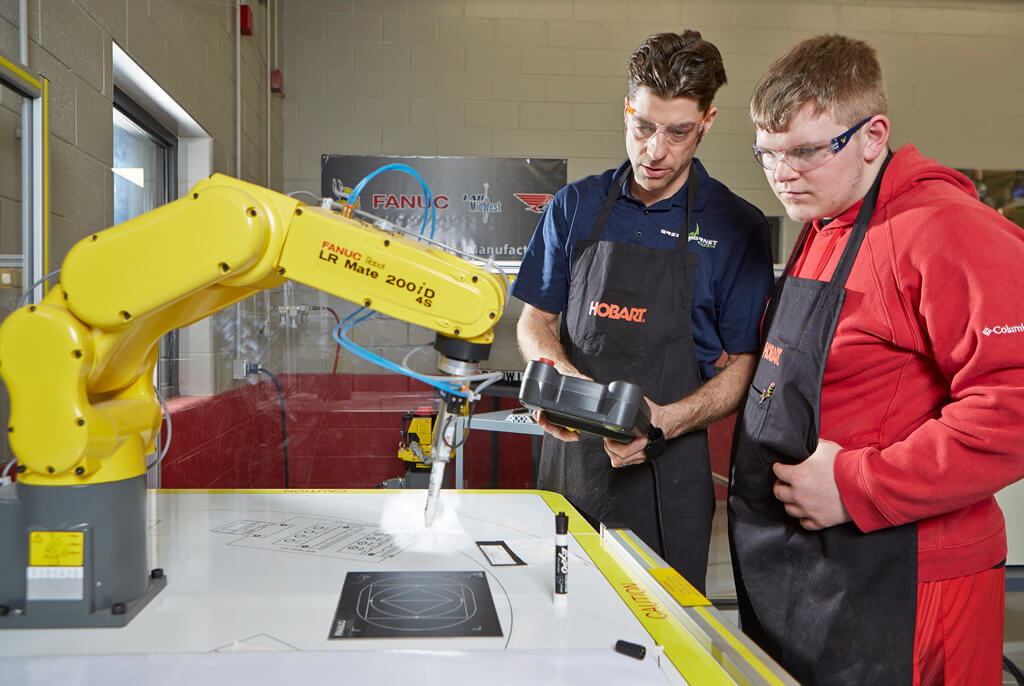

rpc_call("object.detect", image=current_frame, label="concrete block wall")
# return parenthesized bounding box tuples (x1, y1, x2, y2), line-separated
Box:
(0, 0, 283, 271)
(0, 1, 283, 467)
(280, 0, 1024, 376)
(285, 0, 1023, 229)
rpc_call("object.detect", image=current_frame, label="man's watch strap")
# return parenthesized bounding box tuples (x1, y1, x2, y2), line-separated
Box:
(645, 425, 666, 459)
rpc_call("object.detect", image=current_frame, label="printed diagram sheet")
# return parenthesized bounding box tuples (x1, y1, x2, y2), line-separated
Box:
(211, 516, 410, 563)
(329, 571, 503, 639)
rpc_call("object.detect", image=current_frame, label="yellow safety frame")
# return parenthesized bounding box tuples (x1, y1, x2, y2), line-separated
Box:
(0, 49, 49, 303)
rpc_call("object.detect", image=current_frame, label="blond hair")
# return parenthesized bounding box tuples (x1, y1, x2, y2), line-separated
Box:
(750, 34, 887, 132)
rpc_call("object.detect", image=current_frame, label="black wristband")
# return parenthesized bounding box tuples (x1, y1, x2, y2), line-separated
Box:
(644, 426, 666, 459)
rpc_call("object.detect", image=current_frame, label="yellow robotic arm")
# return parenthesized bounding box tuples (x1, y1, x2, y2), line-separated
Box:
(0, 174, 505, 628)
(0, 173, 504, 487)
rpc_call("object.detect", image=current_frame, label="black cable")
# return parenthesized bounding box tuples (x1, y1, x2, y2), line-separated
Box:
(1006, 655, 1024, 685)
(644, 426, 669, 562)
(254, 367, 288, 489)
(648, 457, 667, 560)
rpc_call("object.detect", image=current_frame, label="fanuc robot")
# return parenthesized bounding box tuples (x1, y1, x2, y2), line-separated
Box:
(0, 174, 506, 628)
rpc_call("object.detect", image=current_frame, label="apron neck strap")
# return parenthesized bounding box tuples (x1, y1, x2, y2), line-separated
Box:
(828, 151, 892, 287)
(589, 165, 632, 241)
(588, 162, 698, 250)
(780, 151, 892, 285)
(684, 161, 699, 244)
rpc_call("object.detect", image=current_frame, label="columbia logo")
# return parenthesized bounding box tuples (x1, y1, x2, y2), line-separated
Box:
(983, 323, 1024, 336)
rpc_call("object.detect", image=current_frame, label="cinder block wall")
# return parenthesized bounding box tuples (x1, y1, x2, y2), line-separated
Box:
(283, 0, 1024, 262)
(0, 1, 282, 269)
(0, 1, 282, 466)
(280, 0, 1024, 375)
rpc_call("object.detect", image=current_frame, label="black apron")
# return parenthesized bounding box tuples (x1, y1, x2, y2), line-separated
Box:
(537, 163, 715, 593)
(728, 155, 917, 685)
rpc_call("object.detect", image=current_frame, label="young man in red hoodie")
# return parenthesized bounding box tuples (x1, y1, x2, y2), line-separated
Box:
(728, 34, 1024, 686)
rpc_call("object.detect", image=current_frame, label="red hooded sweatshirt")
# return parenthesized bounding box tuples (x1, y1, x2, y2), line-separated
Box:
(789, 144, 1024, 582)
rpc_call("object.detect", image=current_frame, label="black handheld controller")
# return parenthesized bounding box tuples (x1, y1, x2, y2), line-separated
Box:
(518, 359, 651, 443)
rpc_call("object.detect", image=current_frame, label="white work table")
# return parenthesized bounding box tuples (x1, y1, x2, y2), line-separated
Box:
(0, 489, 795, 685)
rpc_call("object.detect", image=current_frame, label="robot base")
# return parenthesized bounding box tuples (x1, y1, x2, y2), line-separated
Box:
(0, 476, 166, 629)
(0, 573, 166, 628)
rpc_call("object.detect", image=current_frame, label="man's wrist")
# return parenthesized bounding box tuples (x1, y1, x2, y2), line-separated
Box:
(669, 402, 715, 438)
(656, 401, 690, 440)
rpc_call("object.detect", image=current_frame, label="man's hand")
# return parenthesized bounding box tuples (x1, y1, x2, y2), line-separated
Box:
(602, 395, 667, 467)
(772, 439, 852, 530)
(533, 410, 581, 442)
(603, 433, 648, 468)
(517, 304, 590, 380)
(646, 398, 674, 436)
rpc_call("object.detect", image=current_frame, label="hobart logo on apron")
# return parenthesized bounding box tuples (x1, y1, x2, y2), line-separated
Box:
(762, 342, 783, 365)
(587, 300, 648, 323)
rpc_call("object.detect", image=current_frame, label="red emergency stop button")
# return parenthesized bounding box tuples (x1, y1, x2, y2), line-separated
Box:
(539, 357, 555, 366)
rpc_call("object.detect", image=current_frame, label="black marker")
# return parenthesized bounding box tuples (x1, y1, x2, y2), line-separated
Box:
(554, 511, 568, 597)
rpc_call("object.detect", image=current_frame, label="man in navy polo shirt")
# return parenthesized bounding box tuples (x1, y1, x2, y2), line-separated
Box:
(513, 31, 774, 592)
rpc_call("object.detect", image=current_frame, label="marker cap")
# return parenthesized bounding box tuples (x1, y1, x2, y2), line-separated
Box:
(615, 640, 646, 660)
(555, 511, 568, 534)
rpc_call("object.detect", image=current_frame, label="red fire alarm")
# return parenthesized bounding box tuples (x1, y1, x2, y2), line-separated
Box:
(240, 4, 254, 35)
(270, 69, 284, 94)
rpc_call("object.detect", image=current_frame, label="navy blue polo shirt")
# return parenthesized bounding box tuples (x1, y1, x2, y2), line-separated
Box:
(512, 158, 774, 382)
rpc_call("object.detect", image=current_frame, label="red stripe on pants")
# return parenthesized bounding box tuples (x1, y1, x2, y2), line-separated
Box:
(914, 565, 1005, 686)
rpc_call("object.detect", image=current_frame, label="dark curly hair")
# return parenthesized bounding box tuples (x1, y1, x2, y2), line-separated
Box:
(626, 31, 727, 112)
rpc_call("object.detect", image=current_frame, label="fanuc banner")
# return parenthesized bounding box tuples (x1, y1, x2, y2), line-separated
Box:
(321, 155, 567, 261)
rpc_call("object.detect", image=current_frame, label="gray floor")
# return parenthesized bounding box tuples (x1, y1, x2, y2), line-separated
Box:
(703, 507, 1024, 685)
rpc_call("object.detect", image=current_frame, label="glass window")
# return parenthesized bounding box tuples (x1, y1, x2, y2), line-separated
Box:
(113, 108, 167, 225)
(0, 81, 23, 473)
(0, 82, 23, 317)
(112, 97, 178, 398)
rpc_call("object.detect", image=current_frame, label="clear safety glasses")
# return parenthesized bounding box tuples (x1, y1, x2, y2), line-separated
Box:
(625, 99, 710, 146)
(752, 116, 872, 172)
